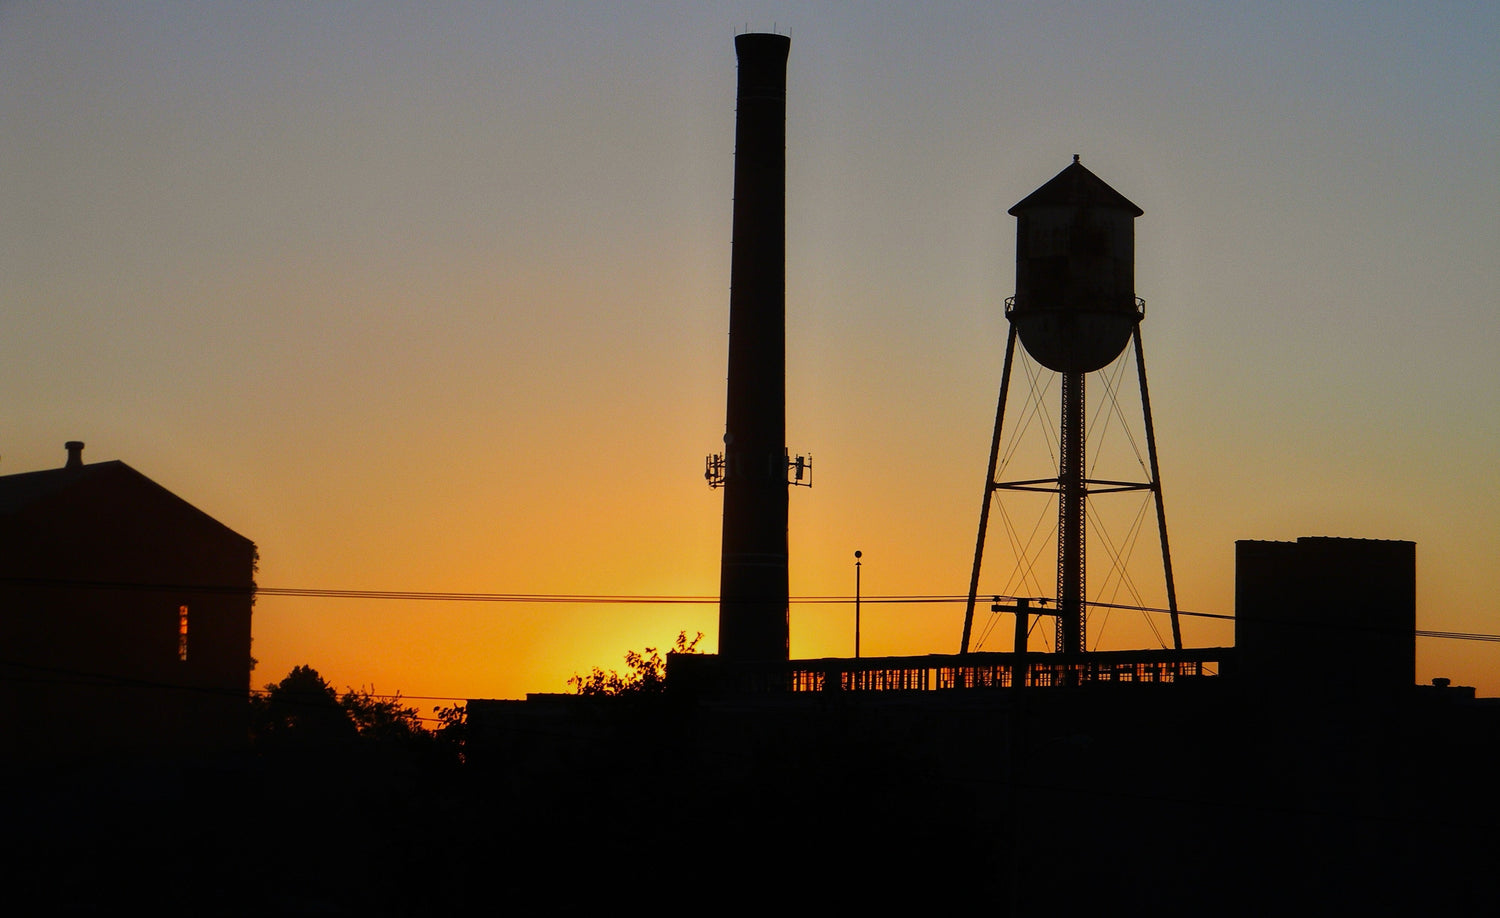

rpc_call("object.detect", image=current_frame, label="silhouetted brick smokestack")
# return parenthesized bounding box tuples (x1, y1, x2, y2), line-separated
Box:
(719, 33, 790, 662)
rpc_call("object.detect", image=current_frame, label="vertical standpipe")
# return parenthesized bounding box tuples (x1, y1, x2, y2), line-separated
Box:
(719, 33, 791, 662)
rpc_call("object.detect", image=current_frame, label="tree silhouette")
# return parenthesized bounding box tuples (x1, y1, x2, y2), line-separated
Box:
(251, 664, 357, 746)
(569, 631, 702, 695)
(249, 665, 467, 766)
(340, 686, 424, 743)
(431, 702, 467, 764)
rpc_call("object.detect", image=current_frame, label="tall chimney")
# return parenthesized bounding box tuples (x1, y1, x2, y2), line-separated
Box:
(64, 441, 85, 468)
(718, 33, 791, 662)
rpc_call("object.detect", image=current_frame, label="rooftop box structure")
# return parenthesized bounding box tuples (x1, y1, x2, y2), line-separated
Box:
(1235, 537, 1414, 700)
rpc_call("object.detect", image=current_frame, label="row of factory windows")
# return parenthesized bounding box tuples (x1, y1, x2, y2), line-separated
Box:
(781, 658, 1213, 693)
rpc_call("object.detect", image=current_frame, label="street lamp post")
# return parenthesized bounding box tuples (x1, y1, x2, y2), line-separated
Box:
(854, 550, 862, 658)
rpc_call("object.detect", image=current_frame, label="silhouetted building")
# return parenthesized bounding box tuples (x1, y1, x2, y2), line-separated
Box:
(0, 442, 256, 760)
(1236, 536, 1414, 700)
(456, 31, 1500, 910)
(466, 536, 1500, 911)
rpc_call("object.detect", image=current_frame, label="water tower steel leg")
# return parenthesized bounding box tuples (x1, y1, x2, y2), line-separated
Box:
(1133, 326, 1182, 650)
(961, 323, 1019, 655)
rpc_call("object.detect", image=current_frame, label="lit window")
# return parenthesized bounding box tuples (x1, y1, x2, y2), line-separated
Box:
(178, 605, 189, 661)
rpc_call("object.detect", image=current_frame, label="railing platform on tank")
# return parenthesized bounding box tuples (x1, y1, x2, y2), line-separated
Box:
(1004, 295, 1147, 320)
(667, 647, 1232, 696)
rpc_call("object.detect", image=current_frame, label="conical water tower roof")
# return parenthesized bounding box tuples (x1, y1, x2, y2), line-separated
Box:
(1008, 156, 1143, 217)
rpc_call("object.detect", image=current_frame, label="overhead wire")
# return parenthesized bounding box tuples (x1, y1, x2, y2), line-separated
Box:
(6, 577, 1498, 643)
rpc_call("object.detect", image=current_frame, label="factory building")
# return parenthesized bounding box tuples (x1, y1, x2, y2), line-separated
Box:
(460, 35, 1499, 910)
(0, 442, 256, 761)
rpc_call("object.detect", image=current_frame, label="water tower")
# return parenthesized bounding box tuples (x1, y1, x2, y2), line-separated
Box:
(961, 157, 1181, 658)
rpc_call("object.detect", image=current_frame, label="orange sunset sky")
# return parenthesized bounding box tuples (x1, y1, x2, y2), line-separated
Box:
(3, 3, 1497, 701)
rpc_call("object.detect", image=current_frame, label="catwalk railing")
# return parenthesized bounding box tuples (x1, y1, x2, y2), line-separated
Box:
(667, 648, 1233, 695)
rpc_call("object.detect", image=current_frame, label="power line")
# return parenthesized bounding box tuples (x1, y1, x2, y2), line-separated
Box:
(8, 577, 1499, 643)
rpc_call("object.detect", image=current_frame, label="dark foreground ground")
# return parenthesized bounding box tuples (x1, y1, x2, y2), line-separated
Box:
(6, 684, 1500, 915)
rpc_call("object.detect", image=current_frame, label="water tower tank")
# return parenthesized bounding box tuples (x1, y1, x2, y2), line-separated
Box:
(1007, 157, 1144, 374)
